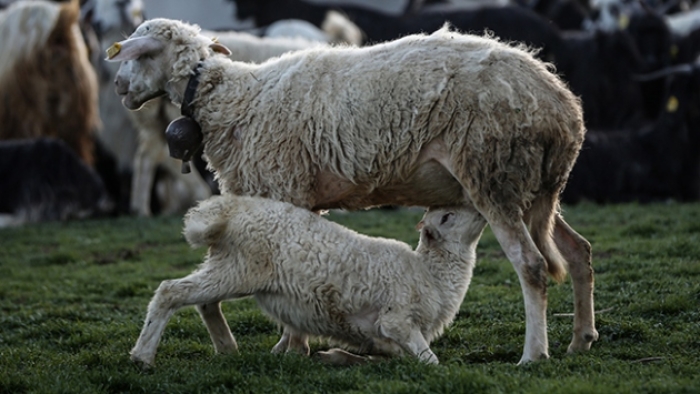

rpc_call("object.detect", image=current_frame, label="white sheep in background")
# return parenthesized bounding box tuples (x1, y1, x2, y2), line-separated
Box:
(262, 10, 363, 46)
(130, 194, 487, 366)
(84, 0, 213, 216)
(109, 18, 598, 365)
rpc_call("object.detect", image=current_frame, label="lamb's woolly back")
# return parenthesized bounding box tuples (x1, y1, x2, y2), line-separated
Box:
(0, 1, 63, 83)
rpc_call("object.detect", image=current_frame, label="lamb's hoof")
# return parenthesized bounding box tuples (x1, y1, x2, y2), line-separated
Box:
(314, 349, 369, 366)
(130, 353, 155, 370)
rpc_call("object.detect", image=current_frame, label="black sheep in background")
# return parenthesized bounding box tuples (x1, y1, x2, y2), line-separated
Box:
(0, 138, 113, 226)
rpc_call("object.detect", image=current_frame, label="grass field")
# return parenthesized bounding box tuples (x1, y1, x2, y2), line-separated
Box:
(1, 202, 699, 393)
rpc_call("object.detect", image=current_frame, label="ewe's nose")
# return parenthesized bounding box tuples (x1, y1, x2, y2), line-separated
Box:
(114, 75, 129, 96)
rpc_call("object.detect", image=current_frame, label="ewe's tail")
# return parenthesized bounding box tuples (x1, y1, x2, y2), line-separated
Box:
(528, 195, 568, 283)
(183, 195, 231, 248)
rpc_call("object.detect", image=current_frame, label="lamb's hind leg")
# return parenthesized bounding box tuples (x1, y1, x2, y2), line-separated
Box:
(489, 218, 550, 364)
(196, 302, 238, 355)
(131, 269, 238, 366)
(553, 215, 599, 352)
(271, 326, 310, 355)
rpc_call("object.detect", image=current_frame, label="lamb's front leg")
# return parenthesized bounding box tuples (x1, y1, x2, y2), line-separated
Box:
(196, 302, 238, 354)
(379, 314, 439, 364)
(131, 270, 237, 366)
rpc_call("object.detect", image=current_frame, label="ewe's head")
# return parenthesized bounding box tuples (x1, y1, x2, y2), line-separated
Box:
(107, 18, 230, 110)
(417, 207, 486, 254)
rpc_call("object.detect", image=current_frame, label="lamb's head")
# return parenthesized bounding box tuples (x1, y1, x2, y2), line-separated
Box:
(106, 18, 230, 110)
(417, 207, 487, 255)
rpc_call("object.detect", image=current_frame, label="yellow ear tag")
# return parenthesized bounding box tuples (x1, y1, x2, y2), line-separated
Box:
(618, 14, 630, 30)
(666, 96, 679, 113)
(211, 36, 219, 43)
(670, 44, 679, 59)
(106, 42, 122, 59)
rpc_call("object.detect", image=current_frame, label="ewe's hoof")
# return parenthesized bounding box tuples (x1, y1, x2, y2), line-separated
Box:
(517, 352, 550, 365)
(567, 329, 599, 353)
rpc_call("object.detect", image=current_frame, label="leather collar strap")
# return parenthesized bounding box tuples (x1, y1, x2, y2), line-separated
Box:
(181, 62, 203, 118)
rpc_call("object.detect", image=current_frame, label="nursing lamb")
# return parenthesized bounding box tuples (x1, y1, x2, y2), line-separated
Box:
(108, 19, 598, 364)
(130, 195, 487, 366)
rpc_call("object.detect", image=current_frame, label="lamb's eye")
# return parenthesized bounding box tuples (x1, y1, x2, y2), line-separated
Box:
(440, 213, 453, 225)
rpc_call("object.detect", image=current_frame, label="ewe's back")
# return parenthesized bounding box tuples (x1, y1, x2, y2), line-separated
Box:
(217, 27, 582, 187)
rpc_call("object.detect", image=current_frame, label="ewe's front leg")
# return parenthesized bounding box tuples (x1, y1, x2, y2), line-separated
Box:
(196, 302, 238, 354)
(553, 216, 599, 352)
(490, 220, 550, 364)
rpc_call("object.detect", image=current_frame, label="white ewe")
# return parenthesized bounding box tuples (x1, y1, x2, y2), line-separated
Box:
(130, 195, 487, 366)
(108, 18, 598, 364)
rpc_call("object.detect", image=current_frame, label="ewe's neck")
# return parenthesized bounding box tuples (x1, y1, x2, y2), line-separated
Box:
(165, 76, 191, 107)
(165, 61, 205, 107)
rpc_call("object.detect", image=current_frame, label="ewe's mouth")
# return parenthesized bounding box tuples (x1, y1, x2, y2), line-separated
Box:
(121, 90, 167, 111)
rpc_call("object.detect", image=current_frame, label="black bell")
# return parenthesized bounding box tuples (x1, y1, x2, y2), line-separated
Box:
(165, 116, 204, 174)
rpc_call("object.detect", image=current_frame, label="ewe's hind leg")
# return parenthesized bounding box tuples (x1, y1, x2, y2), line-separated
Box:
(489, 219, 550, 364)
(271, 326, 310, 355)
(553, 215, 599, 352)
(131, 270, 238, 366)
(196, 302, 238, 354)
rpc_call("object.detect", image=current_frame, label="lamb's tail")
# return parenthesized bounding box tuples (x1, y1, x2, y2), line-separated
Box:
(528, 194, 568, 283)
(183, 195, 231, 248)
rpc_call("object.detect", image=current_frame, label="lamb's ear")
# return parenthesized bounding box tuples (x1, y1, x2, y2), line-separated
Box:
(210, 42, 232, 56)
(415, 220, 425, 231)
(105, 36, 164, 62)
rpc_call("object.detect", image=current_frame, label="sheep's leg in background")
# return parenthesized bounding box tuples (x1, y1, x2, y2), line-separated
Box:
(131, 269, 240, 366)
(270, 326, 310, 355)
(553, 215, 599, 352)
(195, 302, 238, 354)
(157, 150, 212, 215)
(489, 219, 550, 364)
(130, 141, 157, 216)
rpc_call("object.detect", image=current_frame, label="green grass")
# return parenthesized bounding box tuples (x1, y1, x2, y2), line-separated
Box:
(1, 203, 699, 393)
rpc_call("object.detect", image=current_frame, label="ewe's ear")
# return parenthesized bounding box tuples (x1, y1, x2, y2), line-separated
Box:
(105, 36, 164, 62)
(210, 42, 232, 56)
